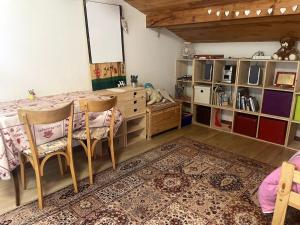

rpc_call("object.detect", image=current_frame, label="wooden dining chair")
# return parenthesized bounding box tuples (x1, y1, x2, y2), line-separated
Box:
(272, 161, 300, 225)
(18, 102, 78, 209)
(73, 96, 117, 185)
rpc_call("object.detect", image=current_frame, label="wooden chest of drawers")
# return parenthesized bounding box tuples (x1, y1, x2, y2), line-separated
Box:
(104, 87, 147, 147)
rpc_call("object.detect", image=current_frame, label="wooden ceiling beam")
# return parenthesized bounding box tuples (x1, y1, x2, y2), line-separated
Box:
(125, 0, 254, 14)
(146, 0, 300, 27)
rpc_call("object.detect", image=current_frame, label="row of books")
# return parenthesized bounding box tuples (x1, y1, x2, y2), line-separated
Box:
(236, 92, 259, 112)
(212, 86, 231, 106)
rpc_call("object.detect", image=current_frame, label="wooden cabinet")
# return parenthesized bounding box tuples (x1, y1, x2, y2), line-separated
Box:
(103, 87, 147, 148)
(146, 102, 181, 139)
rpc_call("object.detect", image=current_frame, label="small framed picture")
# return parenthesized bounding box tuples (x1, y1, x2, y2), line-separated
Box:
(275, 72, 296, 87)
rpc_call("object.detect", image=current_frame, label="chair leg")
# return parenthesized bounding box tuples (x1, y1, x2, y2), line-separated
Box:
(12, 169, 20, 206)
(19, 154, 26, 190)
(87, 146, 93, 184)
(109, 138, 116, 170)
(33, 165, 43, 209)
(68, 153, 78, 193)
(57, 155, 64, 176)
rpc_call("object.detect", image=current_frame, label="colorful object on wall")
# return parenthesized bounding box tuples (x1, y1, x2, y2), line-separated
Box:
(90, 62, 126, 90)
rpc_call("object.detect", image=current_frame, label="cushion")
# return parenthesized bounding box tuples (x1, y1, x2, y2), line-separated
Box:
(73, 127, 109, 140)
(23, 137, 68, 157)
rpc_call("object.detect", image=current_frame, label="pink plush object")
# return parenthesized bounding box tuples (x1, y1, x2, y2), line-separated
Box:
(258, 154, 300, 214)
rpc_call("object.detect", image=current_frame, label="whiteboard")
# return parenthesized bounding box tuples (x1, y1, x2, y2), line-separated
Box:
(85, 1, 123, 63)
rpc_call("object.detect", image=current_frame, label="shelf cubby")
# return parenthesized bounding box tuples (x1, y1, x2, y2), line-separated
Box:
(287, 122, 300, 150)
(176, 59, 193, 79)
(258, 116, 288, 145)
(233, 112, 258, 138)
(194, 105, 211, 126)
(213, 59, 238, 84)
(236, 86, 262, 113)
(264, 61, 298, 92)
(193, 59, 214, 82)
(212, 84, 234, 109)
(261, 90, 293, 118)
(211, 108, 233, 132)
(238, 60, 266, 87)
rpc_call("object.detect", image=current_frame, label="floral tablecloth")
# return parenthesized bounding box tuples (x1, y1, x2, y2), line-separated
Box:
(0, 91, 123, 180)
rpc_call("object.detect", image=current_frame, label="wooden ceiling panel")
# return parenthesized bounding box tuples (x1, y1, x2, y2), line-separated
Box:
(125, 0, 253, 14)
(125, 0, 300, 42)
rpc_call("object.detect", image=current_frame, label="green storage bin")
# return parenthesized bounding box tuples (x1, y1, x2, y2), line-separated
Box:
(294, 96, 300, 121)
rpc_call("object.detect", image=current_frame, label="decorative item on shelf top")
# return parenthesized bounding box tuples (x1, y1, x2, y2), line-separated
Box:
(236, 87, 259, 112)
(212, 85, 231, 106)
(274, 72, 296, 88)
(273, 37, 299, 61)
(177, 74, 192, 82)
(194, 54, 224, 60)
(181, 42, 195, 59)
(130, 75, 138, 88)
(251, 51, 272, 60)
(222, 65, 236, 83)
(248, 64, 262, 85)
(28, 89, 36, 100)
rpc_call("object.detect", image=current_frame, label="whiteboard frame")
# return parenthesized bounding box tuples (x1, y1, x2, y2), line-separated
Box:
(83, 0, 124, 64)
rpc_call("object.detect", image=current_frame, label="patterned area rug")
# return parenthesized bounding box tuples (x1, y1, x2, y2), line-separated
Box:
(1, 137, 299, 225)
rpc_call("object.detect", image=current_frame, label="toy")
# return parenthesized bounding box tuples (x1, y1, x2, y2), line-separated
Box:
(28, 89, 36, 100)
(273, 37, 298, 61)
(131, 75, 138, 88)
(145, 87, 163, 105)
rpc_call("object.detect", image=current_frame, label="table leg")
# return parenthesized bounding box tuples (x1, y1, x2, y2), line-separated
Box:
(12, 169, 20, 206)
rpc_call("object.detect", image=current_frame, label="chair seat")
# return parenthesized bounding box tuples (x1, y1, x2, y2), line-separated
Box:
(73, 127, 109, 140)
(23, 137, 68, 157)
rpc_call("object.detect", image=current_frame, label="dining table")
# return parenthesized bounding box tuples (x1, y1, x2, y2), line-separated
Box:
(0, 90, 123, 205)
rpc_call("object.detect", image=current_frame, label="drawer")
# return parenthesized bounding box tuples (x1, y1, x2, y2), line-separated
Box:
(118, 97, 146, 117)
(117, 90, 146, 102)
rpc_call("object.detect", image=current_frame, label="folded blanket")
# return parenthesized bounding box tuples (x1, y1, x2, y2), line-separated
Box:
(258, 152, 300, 214)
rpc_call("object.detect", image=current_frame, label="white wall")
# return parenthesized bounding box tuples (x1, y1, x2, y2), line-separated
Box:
(0, 0, 92, 101)
(0, 0, 183, 102)
(193, 42, 300, 58)
(120, 2, 183, 94)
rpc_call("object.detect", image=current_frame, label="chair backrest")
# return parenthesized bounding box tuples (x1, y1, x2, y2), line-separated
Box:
(18, 102, 74, 159)
(18, 102, 74, 125)
(79, 96, 117, 141)
(272, 161, 300, 225)
(79, 96, 117, 113)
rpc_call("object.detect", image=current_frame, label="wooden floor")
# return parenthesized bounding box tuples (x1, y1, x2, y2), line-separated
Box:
(0, 125, 296, 215)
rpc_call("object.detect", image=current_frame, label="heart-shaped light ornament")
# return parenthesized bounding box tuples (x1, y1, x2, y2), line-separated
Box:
(225, 11, 230, 16)
(235, 11, 240, 17)
(208, 9, 212, 15)
(245, 10, 250, 16)
(268, 8, 273, 15)
(256, 9, 262, 15)
(216, 11, 221, 16)
(292, 5, 298, 12)
(280, 8, 286, 14)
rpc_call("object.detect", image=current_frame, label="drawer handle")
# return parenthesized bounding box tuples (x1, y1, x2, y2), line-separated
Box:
(134, 92, 137, 96)
(134, 108, 137, 112)
(134, 100, 137, 104)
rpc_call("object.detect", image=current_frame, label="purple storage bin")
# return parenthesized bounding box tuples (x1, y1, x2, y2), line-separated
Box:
(262, 90, 293, 118)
